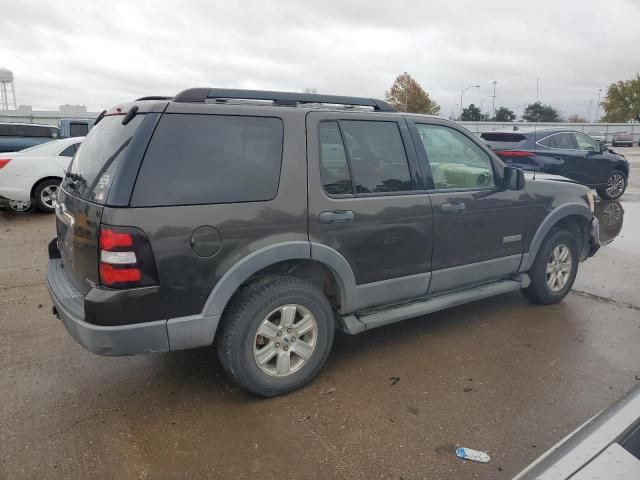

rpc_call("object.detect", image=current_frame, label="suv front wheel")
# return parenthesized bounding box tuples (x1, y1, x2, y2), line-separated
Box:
(524, 229, 579, 305)
(217, 276, 335, 397)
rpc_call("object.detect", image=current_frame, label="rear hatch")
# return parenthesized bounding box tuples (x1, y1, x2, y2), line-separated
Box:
(480, 131, 528, 151)
(56, 113, 146, 294)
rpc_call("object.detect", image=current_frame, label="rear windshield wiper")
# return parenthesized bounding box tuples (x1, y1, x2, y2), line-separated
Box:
(122, 106, 139, 125)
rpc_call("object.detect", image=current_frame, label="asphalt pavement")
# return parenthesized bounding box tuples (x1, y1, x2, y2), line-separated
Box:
(1, 147, 639, 479)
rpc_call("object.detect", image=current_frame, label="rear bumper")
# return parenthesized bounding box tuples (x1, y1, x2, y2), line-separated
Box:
(47, 256, 170, 356)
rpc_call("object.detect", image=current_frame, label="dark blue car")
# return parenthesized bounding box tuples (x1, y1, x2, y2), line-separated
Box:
(481, 128, 630, 199)
(0, 122, 59, 153)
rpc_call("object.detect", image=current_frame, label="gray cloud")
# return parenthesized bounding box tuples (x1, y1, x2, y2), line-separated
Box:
(1, 0, 639, 119)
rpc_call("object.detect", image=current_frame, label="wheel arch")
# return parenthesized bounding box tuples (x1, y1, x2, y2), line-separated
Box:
(30, 176, 62, 200)
(520, 203, 592, 271)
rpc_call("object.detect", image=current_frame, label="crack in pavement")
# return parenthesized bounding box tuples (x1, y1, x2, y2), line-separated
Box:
(571, 289, 640, 312)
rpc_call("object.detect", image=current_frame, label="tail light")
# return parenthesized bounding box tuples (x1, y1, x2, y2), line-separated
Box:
(99, 225, 158, 288)
(494, 150, 534, 158)
(0, 159, 11, 169)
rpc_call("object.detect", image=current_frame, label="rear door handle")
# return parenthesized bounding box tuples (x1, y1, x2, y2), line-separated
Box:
(440, 202, 466, 214)
(319, 210, 354, 224)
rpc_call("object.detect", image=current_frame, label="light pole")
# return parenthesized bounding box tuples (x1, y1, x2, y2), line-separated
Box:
(595, 88, 602, 121)
(587, 99, 593, 123)
(460, 85, 480, 120)
(480, 95, 493, 120)
(404, 71, 408, 113)
(492, 80, 497, 116)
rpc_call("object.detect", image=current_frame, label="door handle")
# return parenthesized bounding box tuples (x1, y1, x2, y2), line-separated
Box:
(319, 210, 354, 224)
(440, 202, 466, 214)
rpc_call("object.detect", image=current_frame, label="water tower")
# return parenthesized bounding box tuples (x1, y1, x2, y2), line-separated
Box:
(0, 68, 17, 110)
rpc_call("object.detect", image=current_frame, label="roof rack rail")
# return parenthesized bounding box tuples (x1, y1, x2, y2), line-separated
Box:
(136, 95, 172, 101)
(172, 88, 396, 112)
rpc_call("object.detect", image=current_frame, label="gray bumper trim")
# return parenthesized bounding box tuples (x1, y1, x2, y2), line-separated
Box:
(47, 258, 170, 356)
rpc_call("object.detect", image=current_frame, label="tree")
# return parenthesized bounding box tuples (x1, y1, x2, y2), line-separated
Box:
(522, 102, 561, 122)
(567, 114, 587, 123)
(492, 106, 516, 122)
(601, 75, 640, 122)
(385, 72, 440, 114)
(460, 103, 482, 121)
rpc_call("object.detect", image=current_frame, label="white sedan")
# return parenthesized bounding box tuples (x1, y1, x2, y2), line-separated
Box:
(0, 137, 83, 213)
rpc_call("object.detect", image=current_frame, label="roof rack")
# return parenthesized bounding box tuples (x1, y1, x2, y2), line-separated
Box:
(136, 95, 172, 101)
(172, 88, 396, 112)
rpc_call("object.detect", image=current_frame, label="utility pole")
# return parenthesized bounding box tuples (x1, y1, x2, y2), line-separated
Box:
(587, 99, 593, 123)
(595, 88, 602, 121)
(404, 71, 408, 113)
(491, 80, 497, 117)
(536, 77, 539, 102)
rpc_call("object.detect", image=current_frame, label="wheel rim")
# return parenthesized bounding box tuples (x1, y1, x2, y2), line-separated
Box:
(253, 304, 318, 377)
(8, 199, 31, 212)
(606, 173, 625, 198)
(546, 244, 572, 292)
(40, 185, 59, 208)
(602, 202, 622, 227)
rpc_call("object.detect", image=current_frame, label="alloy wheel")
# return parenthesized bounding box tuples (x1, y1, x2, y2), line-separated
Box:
(253, 304, 318, 377)
(40, 185, 59, 208)
(8, 199, 31, 213)
(606, 173, 625, 198)
(546, 244, 572, 292)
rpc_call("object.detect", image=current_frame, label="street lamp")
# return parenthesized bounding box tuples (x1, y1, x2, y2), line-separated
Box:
(460, 85, 480, 120)
(480, 95, 493, 120)
(595, 88, 602, 121)
(491, 80, 497, 116)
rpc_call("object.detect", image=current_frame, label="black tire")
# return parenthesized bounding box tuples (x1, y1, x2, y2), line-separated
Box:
(33, 178, 61, 213)
(217, 276, 335, 397)
(524, 228, 579, 305)
(596, 170, 627, 200)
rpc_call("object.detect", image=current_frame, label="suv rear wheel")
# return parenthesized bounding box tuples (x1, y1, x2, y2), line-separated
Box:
(597, 171, 627, 200)
(217, 276, 335, 397)
(525, 229, 579, 305)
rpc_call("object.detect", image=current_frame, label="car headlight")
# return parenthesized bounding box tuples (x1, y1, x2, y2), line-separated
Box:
(586, 191, 595, 213)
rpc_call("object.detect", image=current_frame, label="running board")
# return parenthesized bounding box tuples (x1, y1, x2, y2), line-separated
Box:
(338, 275, 529, 335)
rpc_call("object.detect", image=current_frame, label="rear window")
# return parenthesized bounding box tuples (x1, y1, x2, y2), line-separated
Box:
(63, 114, 145, 203)
(69, 122, 89, 137)
(480, 132, 526, 150)
(0, 124, 57, 138)
(131, 114, 283, 207)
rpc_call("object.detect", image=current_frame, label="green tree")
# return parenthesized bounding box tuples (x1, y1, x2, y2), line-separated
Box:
(522, 102, 561, 122)
(601, 75, 640, 122)
(385, 72, 440, 114)
(567, 114, 587, 123)
(492, 106, 516, 122)
(460, 103, 482, 121)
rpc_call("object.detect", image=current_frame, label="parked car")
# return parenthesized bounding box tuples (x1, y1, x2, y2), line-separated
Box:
(0, 137, 83, 213)
(47, 89, 599, 397)
(481, 129, 630, 199)
(0, 122, 59, 153)
(588, 130, 606, 143)
(514, 383, 640, 479)
(612, 131, 634, 147)
(58, 118, 95, 138)
(595, 200, 624, 246)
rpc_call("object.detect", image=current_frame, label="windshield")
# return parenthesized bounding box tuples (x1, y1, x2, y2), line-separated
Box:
(62, 114, 144, 204)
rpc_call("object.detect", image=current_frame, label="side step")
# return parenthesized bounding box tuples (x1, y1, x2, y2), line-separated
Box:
(338, 275, 529, 334)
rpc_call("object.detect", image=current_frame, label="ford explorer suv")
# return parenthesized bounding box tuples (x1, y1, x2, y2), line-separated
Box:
(47, 89, 600, 397)
(480, 129, 630, 200)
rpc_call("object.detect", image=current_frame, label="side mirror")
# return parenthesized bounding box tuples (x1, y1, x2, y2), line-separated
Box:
(599, 142, 608, 153)
(503, 166, 525, 190)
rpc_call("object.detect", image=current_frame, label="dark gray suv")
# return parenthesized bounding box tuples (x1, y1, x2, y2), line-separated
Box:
(47, 89, 600, 396)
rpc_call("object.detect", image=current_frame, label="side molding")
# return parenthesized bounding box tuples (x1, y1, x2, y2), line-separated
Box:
(519, 203, 592, 272)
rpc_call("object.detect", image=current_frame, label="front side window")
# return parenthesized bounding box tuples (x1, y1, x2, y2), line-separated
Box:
(132, 114, 283, 206)
(573, 133, 596, 151)
(338, 121, 412, 194)
(416, 124, 495, 190)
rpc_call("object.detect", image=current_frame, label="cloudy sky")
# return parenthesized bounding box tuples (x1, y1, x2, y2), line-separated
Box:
(1, 0, 639, 119)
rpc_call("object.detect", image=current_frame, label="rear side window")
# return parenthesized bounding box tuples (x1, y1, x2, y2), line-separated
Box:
(338, 121, 412, 194)
(552, 133, 575, 150)
(132, 114, 283, 206)
(538, 135, 556, 148)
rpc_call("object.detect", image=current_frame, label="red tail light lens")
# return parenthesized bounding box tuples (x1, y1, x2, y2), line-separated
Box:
(99, 263, 141, 285)
(0, 159, 11, 169)
(494, 150, 534, 158)
(98, 226, 157, 288)
(100, 229, 133, 250)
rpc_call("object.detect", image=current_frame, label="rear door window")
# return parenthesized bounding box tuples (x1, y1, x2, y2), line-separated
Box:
(69, 122, 89, 137)
(131, 114, 283, 206)
(552, 133, 576, 150)
(538, 135, 556, 148)
(337, 120, 412, 194)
